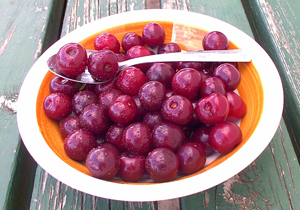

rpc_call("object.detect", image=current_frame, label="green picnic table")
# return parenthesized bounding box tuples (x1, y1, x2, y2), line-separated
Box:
(1, 0, 300, 209)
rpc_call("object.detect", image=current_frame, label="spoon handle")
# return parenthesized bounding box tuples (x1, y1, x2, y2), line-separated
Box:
(118, 49, 251, 71)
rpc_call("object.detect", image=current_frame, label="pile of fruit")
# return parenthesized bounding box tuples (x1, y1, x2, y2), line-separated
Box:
(43, 22, 246, 182)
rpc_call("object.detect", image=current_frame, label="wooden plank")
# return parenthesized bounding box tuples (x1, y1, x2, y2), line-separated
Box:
(29, 1, 300, 210)
(30, 0, 157, 209)
(0, 0, 66, 210)
(241, 0, 300, 159)
(158, 0, 300, 209)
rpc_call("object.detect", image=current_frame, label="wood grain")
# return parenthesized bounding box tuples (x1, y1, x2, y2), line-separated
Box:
(0, 0, 65, 209)
(241, 0, 300, 161)
(27, 0, 300, 209)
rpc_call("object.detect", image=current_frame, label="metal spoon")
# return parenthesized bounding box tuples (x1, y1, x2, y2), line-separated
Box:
(47, 49, 251, 84)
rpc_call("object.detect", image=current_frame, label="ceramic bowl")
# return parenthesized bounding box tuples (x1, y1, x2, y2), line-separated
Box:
(17, 9, 283, 201)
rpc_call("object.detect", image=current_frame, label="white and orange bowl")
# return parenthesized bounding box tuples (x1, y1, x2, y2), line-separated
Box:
(17, 9, 283, 201)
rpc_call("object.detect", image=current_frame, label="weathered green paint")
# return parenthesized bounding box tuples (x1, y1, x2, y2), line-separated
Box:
(30, 0, 300, 209)
(0, 0, 66, 209)
(1, 0, 299, 209)
(241, 0, 300, 161)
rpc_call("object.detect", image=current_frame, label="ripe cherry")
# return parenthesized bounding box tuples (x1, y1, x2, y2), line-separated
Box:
(200, 77, 226, 98)
(213, 63, 241, 91)
(56, 43, 87, 77)
(202, 31, 229, 50)
(88, 50, 119, 81)
(157, 43, 181, 54)
(138, 81, 166, 111)
(177, 142, 206, 174)
(86, 144, 119, 180)
(94, 33, 120, 53)
(72, 90, 98, 116)
(145, 148, 179, 182)
(191, 125, 214, 156)
(146, 63, 175, 89)
(172, 68, 202, 100)
(226, 91, 247, 121)
(123, 122, 152, 155)
(105, 124, 127, 152)
(122, 32, 144, 52)
(195, 93, 229, 125)
(64, 129, 96, 161)
(60, 116, 82, 139)
(118, 153, 146, 182)
(49, 76, 78, 97)
(79, 103, 110, 135)
(143, 112, 164, 130)
(161, 95, 194, 125)
(98, 88, 122, 110)
(209, 121, 242, 154)
(108, 95, 137, 124)
(142, 22, 165, 47)
(126, 46, 152, 72)
(43, 93, 72, 120)
(116, 66, 146, 96)
(151, 122, 185, 151)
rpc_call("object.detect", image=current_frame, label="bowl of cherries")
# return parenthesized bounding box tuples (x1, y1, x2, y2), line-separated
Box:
(17, 10, 283, 201)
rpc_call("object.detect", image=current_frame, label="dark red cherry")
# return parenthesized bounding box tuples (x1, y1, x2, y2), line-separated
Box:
(145, 148, 179, 182)
(126, 46, 152, 72)
(176, 61, 205, 71)
(72, 90, 98, 116)
(195, 93, 229, 125)
(43, 93, 72, 120)
(79, 103, 110, 134)
(157, 43, 181, 54)
(64, 129, 96, 161)
(202, 31, 229, 50)
(56, 43, 87, 77)
(211, 62, 239, 71)
(200, 77, 226, 98)
(161, 95, 194, 125)
(132, 95, 147, 122)
(94, 33, 120, 53)
(143, 112, 164, 130)
(177, 142, 206, 174)
(151, 122, 185, 151)
(94, 77, 117, 96)
(108, 95, 137, 124)
(87, 50, 119, 81)
(142, 22, 165, 47)
(60, 116, 82, 139)
(146, 63, 175, 89)
(119, 153, 146, 182)
(212, 63, 241, 91)
(98, 88, 122, 110)
(122, 32, 144, 52)
(86, 144, 119, 180)
(106, 124, 127, 152)
(116, 66, 146, 96)
(49, 76, 78, 97)
(138, 81, 166, 111)
(191, 125, 214, 156)
(171, 68, 202, 100)
(226, 91, 247, 121)
(209, 121, 242, 154)
(123, 122, 152, 155)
